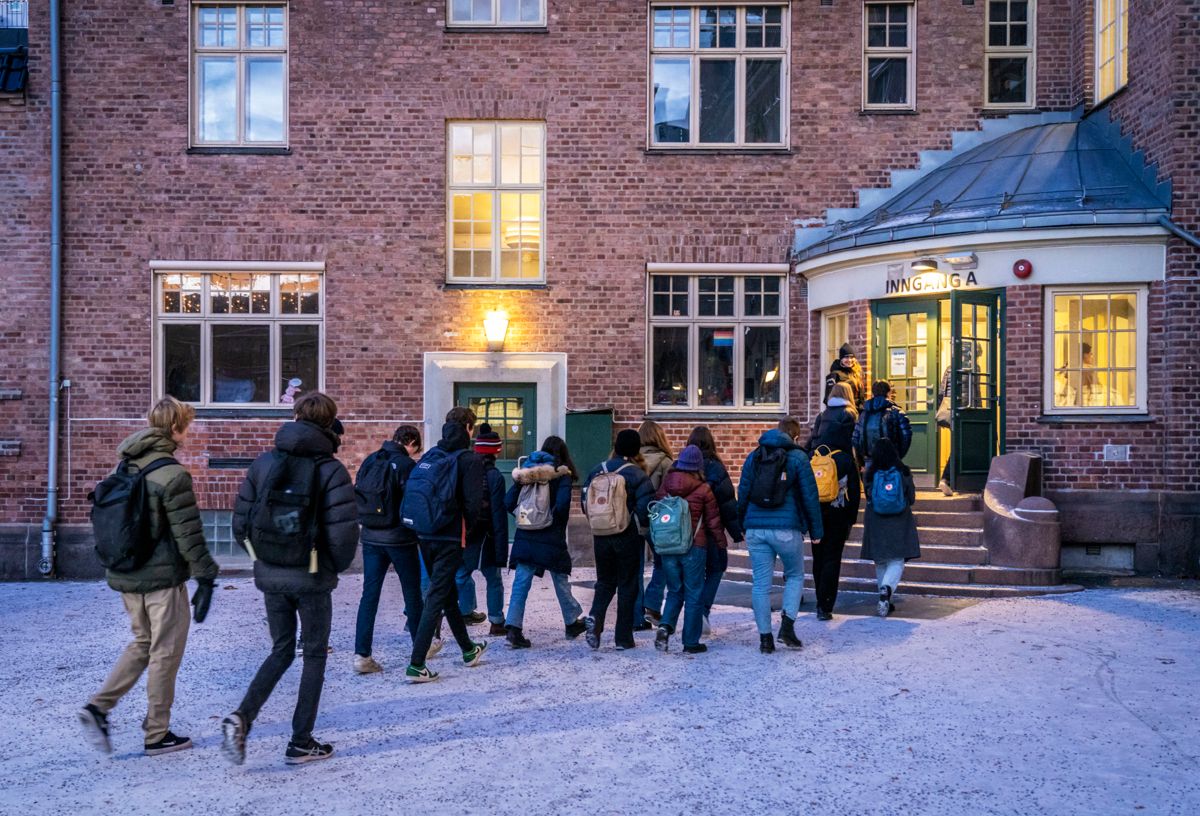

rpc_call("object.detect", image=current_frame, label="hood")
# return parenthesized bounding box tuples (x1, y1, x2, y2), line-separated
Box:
(274, 420, 338, 457)
(829, 359, 855, 375)
(118, 427, 177, 460)
(827, 396, 850, 408)
(756, 428, 797, 449)
(640, 445, 669, 469)
(660, 469, 705, 497)
(437, 422, 471, 453)
(862, 396, 896, 412)
(380, 440, 410, 457)
(513, 462, 572, 485)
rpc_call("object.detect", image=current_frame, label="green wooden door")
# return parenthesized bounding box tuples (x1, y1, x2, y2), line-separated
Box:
(949, 291, 1002, 492)
(454, 383, 538, 483)
(873, 299, 939, 484)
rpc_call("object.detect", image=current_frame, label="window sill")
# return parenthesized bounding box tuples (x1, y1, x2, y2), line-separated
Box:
(645, 410, 788, 422)
(1035, 413, 1156, 424)
(187, 146, 292, 156)
(645, 146, 792, 156)
(194, 408, 294, 419)
(442, 282, 549, 290)
(1088, 83, 1130, 114)
(859, 108, 918, 116)
(981, 106, 1040, 115)
(443, 25, 549, 34)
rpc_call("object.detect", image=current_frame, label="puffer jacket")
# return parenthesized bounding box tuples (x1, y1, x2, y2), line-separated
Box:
(655, 469, 724, 549)
(736, 429, 825, 540)
(807, 402, 857, 455)
(359, 441, 418, 547)
(466, 459, 509, 568)
(582, 457, 654, 539)
(104, 428, 219, 594)
(233, 420, 359, 594)
(640, 445, 673, 492)
(853, 397, 914, 461)
(702, 456, 742, 545)
(506, 453, 574, 575)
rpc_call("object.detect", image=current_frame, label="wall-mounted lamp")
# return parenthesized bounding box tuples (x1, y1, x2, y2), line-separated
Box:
(942, 251, 978, 270)
(911, 257, 939, 273)
(483, 310, 509, 352)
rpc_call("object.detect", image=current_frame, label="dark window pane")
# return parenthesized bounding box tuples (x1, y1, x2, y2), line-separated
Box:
(698, 328, 734, 406)
(652, 58, 691, 143)
(163, 324, 201, 403)
(888, 22, 907, 48)
(988, 1, 1008, 23)
(747, 8, 764, 24)
(766, 7, 782, 23)
(744, 326, 782, 406)
(746, 27, 762, 47)
(765, 25, 781, 48)
(745, 59, 782, 143)
(989, 23, 1008, 47)
(280, 324, 319, 405)
(1009, 23, 1027, 46)
(1011, 1, 1028, 22)
(699, 59, 736, 143)
(867, 23, 887, 48)
(867, 57, 908, 105)
(212, 325, 270, 403)
(889, 4, 906, 23)
(652, 326, 689, 406)
(867, 5, 887, 23)
(699, 276, 735, 316)
(988, 56, 1028, 104)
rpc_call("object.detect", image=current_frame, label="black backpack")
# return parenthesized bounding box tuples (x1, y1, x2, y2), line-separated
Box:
(747, 446, 791, 508)
(249, 451, 323, 568)
(89, 457, 178, 572)
(355, 448, 407, 530)
(400, 447, 466, 537)
(862, 409, 887, 456)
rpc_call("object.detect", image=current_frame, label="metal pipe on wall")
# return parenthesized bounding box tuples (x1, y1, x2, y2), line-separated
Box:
(40, 0, 62, 576)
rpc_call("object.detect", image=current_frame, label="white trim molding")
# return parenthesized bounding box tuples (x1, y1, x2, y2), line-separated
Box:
(149, 260, 325, 272)
(646, 262, 789, 274)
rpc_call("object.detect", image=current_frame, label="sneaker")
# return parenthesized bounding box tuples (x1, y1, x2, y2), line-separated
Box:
(488, 622, 507, 637)
(702, 615, 712, 636)
(463, 611, 488, 625)
(463, 641, 488, 667)
(285, 737, 334, 765)
(583, 616, 600, 650)
(564, 618, 588, 639)
(506, 626, 531, 649)
(644, 608, 662, 625)
(405, 664, 439, 683)
(683, 644, 708, 654)
(878, 586, 893, 618)
(220, 712, 248, 766)
(634, 619, 654, 632)
(654, 625, 670, 652)
(353, 654, 383, 674)
(426, 638, 444, 659)
(816, 608, 833, 622)
(938, 479, 954, 496)
(78, 704, 112, 754)
(760, 633, 776, 654)
(614, 640, 636, 651)
(144, 731, 192, 756)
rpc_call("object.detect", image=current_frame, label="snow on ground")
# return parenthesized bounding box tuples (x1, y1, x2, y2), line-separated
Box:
(1, 573, 1198, 816)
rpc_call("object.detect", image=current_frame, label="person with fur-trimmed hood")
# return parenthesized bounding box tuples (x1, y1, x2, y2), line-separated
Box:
(502, 437, 588, 648)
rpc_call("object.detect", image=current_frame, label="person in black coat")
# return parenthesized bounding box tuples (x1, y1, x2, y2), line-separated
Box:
(223, 392, 358, 766)
(861, 438, 920, 618)
(686, 426, 742, 631)
(456, 426, 510, 637)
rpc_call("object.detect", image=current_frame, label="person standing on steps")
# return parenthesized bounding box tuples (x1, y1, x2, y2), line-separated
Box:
(853, 380, 913, 472)
(79, 396, 220, 758)
(686, 426, 742, 635)
(824, 343, 865, 410)
(737, 418, 824, 654)
(503, 437, 588, 648)
(861, 437, 921, 618)
(806, 382, 861, 621)
(581, 429, 654, 651)
(455, 424, 508, 637)
(637, 419, 674, 630)
(221, 392, 359, 766)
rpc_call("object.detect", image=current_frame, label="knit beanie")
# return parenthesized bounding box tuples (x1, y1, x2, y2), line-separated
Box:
(614, 429, 642, 458)
(474, 422, 503, 456)
(838, 343, 855, 359)
(676, 445, 703, 472)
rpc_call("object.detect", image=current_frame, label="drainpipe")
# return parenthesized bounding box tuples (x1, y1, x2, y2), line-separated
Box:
(1157, 215, 1200, 249)
(40, 0, 62, 576)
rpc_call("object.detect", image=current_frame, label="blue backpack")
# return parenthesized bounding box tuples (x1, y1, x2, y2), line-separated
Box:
(647, 495, 694, 556)
(871, 467, 907, 516)
(400, 447, 466, 536)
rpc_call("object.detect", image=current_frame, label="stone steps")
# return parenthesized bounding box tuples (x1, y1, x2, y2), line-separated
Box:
(722, 567, 1083, 598)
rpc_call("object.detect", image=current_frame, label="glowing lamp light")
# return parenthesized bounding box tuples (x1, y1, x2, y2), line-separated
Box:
(764, 368, 778, 384)
(483, 310, 509, 352)
(911, 257, 939, 273)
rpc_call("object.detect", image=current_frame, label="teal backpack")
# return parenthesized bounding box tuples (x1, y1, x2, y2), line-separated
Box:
(648, 495, 695, 556)
(871, 467, 907, 516)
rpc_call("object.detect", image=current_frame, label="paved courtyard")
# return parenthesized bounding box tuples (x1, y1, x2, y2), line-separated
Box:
(1, 573, 1197, 816)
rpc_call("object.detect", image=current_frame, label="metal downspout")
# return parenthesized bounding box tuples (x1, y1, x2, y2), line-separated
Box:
(40, 0, 62, 576)
(1158, 214, 1200, 249)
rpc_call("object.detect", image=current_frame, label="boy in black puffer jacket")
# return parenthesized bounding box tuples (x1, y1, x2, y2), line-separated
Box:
(455, 425, 509, 637)
(221, 392, 359, 767)
(853, 380, 913, 469)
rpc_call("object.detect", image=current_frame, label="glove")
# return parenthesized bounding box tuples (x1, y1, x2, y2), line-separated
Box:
(192, 578, 215, 623)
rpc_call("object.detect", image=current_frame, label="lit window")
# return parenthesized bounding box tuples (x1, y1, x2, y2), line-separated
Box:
(156, 269, 323, 407)
(448, 0, 545, 27)
(192, 3, 288, 147)
(1094, 0, 1128, 102)
(447, 122, 545, 283)
(985, 0, 1035, 108)
(649, 273, 786, 410)
(649, 4, 789, 148)
(863, 2, 915, 110)
(1045, 287, 1146, 414)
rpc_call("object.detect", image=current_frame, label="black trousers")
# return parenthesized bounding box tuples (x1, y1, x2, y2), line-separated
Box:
(239, 590, 332, 744)
(812, 503, 857, 613)
(410, 539, 474, 667)
(589, 534, 642, 646)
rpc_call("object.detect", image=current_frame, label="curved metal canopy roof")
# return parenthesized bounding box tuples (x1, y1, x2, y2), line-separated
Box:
(793, 118, 1172, 263)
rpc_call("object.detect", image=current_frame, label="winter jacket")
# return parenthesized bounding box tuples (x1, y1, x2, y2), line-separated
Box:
(736, 429, 825, 540)
(823, 361, 865, 408)
(582, 457, 654, 539)
(655, 469, 724, 549)
(466, 459, 509, 568)
(507, 455, 575, 575)
(104, 428, 220, 594)
(702, 456, 742, 545)
(860, 466, 921, 562)
(639, 445, 674, 492)
(358, 441, 418, 548)
(853, 397, 914, 461)
(413, 422, 486, 544)
(233, 420, 359, 594)
(807, 402, 858, 455)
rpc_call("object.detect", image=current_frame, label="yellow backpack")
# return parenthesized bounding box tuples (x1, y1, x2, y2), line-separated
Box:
(810, 446, 841, 504)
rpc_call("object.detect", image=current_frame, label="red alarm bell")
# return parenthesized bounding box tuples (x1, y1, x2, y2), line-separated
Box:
(1013, 258, 1033, 279)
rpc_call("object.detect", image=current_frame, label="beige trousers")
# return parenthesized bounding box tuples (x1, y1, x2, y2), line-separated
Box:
(90, 584, 191, 743)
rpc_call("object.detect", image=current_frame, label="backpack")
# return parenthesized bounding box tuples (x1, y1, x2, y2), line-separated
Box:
(585, 462, 632, 536)
(249, 451, 323, 569)
(746, 446, 790, 508)
(88, 457, 178, 572)
(861, 409, 887, 457)
(647, 495, 694, 556)
(355, 447, 407, 530)
(514, 457, 554, 531)
(400, 446, 466, 537)
(810, 446, 841, 504)
(871, 467, 907, 516)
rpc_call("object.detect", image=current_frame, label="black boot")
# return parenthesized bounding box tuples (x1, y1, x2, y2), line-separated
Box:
(506, 626, 531, 649)
(778, 614, 803, 649)
(759, 633, 776, 654)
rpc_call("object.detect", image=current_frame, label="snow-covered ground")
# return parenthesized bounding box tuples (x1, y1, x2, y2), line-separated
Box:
(1, 573, 1198, 816)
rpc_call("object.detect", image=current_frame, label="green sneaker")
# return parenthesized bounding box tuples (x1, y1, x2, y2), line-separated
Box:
(462, 641, 488, 667)
(405, 664, 438, 683)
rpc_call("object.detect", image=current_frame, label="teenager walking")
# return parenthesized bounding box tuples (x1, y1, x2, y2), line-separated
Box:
(806, 382, 861, 620)
(503, 437, 588, 648)
(79, 397, 220, 757)
(637, 420, 674, 629)
(861, 438, 921, 617)
(686, 426, 742, 633)
(456, 424, 508, 636)
(221, 392, 358, 765)
(853, 380, 913, 470)
(737, 418, 824, 654)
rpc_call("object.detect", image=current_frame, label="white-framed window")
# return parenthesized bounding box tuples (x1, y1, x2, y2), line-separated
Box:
(648, 271, 787, 411)
(1094, 0, 1128, 103)
(447, 0, 545, 27)
(447, 121, 545, 283)
(191, 2, 288, 147)
(1044, 286, 1147, 414)
(648, 4, 790, 148)
(985, 0, 1035, 108)
(862, 2, 915, 111)
(154, 268, 323, 407)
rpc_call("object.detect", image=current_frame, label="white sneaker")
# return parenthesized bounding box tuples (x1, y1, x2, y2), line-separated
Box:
(702, 616, 712, 636)
(353, 654, 383, 674)
(938, 479, 953, 496)
(426, 638, 444, 659)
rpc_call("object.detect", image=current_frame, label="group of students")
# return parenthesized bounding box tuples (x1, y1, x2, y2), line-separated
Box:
(77, 365, 922, 766)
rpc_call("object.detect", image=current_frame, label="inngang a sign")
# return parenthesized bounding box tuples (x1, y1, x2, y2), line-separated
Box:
(885, 268, 979, 296)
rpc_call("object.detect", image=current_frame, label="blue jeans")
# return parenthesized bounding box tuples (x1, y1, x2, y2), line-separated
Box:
(643, 549, 666, 616)
(659, 546, 707, 647)
(699, 544, 728, 617)
(354, 543, 424, 657)
(747, 528, 804, 635)
(505, 563, 583, 629)
(455, 541, 505, 624)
